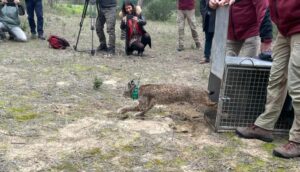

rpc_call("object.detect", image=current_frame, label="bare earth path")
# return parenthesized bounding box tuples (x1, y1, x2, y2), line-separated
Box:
(0, 13, 299, 172)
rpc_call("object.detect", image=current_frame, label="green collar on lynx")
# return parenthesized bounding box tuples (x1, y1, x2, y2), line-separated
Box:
(131, 85, 139, 100)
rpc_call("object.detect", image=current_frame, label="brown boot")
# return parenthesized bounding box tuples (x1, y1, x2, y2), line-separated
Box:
(236, 125, 273, 142)
(273, 141, 300, 159)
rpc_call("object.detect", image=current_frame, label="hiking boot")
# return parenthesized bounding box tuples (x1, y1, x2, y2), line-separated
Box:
(200, 57, 210, 64)
(236, 125, 273, 142)
(273, 141, 300, 159)
(38, 34, 46, 40)
(107, 47, 115, 55)
(177, 46, 184, 52)
(31, 33, 37, 39)
(97, 43, 107, 52)
(0, 30, 6, 40)
(195, 42, 201, 49)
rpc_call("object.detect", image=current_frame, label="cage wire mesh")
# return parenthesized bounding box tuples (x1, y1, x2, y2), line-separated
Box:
(205, 64, 292, 133)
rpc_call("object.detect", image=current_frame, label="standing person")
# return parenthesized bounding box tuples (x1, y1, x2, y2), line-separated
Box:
(214, 0, 300, 159)
(96, 0, 117, 55)
(210, 0, 268, 57)
(200, 0, 215, 64)
(25, 0, 45, 40)
(177, 0, 201, 51)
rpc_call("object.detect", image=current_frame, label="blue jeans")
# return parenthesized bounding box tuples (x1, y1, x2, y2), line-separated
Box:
(25, 0, 44, 35)
(204, 31, 214, 61)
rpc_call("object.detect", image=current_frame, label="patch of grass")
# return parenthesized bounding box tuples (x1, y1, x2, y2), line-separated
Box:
(53, 4, 84, 16)
(93, 77, 103, 90)
(53, 161, 80, 171)
(86, 147, 102, 156)
(261, 142, 276, 153)
(202, 146, 222, 159)
(234, 158, 267, 172)
(223, 132, 243, 145)
(72, 64, 94, 72)
(7, 106, 38, 122)
(144, 159, 166, 169)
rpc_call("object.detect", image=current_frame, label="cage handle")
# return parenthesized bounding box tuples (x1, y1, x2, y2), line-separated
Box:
(239, 58, 255, 66)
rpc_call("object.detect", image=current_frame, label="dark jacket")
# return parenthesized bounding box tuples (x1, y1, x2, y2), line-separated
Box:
(228, 0, 268, 41)
(269, 0, 300, 37)
(200, 0, 215, 33)
(98, 0, 116, 8)
(259, 8, 272, 43)
(177, 0, 195, 10)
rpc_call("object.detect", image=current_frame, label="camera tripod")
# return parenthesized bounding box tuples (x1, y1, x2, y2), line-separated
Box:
(73, 0, 97, 56)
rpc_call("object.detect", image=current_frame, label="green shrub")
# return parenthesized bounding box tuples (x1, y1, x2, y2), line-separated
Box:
(93, 77, 103, 90)
(144, 0, 176, 21)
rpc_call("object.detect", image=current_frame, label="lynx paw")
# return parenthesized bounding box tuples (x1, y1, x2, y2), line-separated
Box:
(117, 108, 126, 114)
(134, 112, 145, 117)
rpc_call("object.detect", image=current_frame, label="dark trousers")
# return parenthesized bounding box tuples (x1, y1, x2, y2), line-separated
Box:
(25, 0, 44, 35)
(204, 31, 214, 60)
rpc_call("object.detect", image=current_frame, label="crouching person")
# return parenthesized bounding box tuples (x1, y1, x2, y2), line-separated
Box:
(120, 1, 151, 56)
(0, 0, 27, 42)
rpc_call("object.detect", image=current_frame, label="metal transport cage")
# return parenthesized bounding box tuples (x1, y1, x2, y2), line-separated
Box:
(205, 57, 293, 133)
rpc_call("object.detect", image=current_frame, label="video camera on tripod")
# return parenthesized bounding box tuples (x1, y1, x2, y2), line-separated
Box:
(73, 0, 97, 56)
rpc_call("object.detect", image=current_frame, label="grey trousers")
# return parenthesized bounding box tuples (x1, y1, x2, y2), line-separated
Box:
(96, 6, 116, 49)
(0, 22, 27, 42)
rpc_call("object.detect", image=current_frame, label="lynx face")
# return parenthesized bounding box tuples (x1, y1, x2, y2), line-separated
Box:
(123, 80, 136, 98)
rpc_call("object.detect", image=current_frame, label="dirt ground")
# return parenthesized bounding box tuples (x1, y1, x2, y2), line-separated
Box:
(0, 12, 299, 172)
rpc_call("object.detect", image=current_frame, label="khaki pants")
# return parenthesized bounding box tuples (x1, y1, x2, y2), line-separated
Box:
(177, 9, 200, 48)
(226, 36, 259, 57)
(255, 33, 300, 143)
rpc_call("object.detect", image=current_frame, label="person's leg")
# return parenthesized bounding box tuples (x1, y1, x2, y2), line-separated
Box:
(186, 9, 201, 48)
(177, 10, 185, 51)
(141, 33, 151, 48)
(25, 0, 37, 36)
(226, 40, 243, 56)
(10, 27, 27, 42)
(202, 31, 214, 62)
(96, 9, 107, 50)
(35, 0, 44, 38)
(103, 7, 116, 54)
(235, 33, 290, 143)
(241, 36, 260, 57)
(254, 33, 290, 130)
(0, 22, 7, 40)
(287, 33, 300, 143)
(273, 33, 300, 158)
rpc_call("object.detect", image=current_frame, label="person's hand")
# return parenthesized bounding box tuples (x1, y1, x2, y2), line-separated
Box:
(217, 0, 235, 6)
(1, 0, 8, 4)
(209, 0, 219, 9)
(261, 42, 272, 52)
(14, 0, 20, 4)
(122, 16, 127, 22)
(133, 16, 138, 21)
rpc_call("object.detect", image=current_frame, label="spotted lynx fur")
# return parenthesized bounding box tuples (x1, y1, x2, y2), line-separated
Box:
(118, 80, 216, 117)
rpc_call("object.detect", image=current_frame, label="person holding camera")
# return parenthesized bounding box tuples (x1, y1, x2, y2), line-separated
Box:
(96, 0, 117, 55)
(0, 0, 27, 42)
(120, 1, 150, 56)
(25, 0, 45, 40)
(119, 0, 142, 40)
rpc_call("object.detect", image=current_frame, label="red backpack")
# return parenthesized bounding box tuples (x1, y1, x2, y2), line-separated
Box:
(47, 35, 70, 49)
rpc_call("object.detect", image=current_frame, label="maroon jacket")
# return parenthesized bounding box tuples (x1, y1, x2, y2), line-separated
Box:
(228, 0, 268, 41)
(177, 0, 195, 10)
(269, 0, 300, 37)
